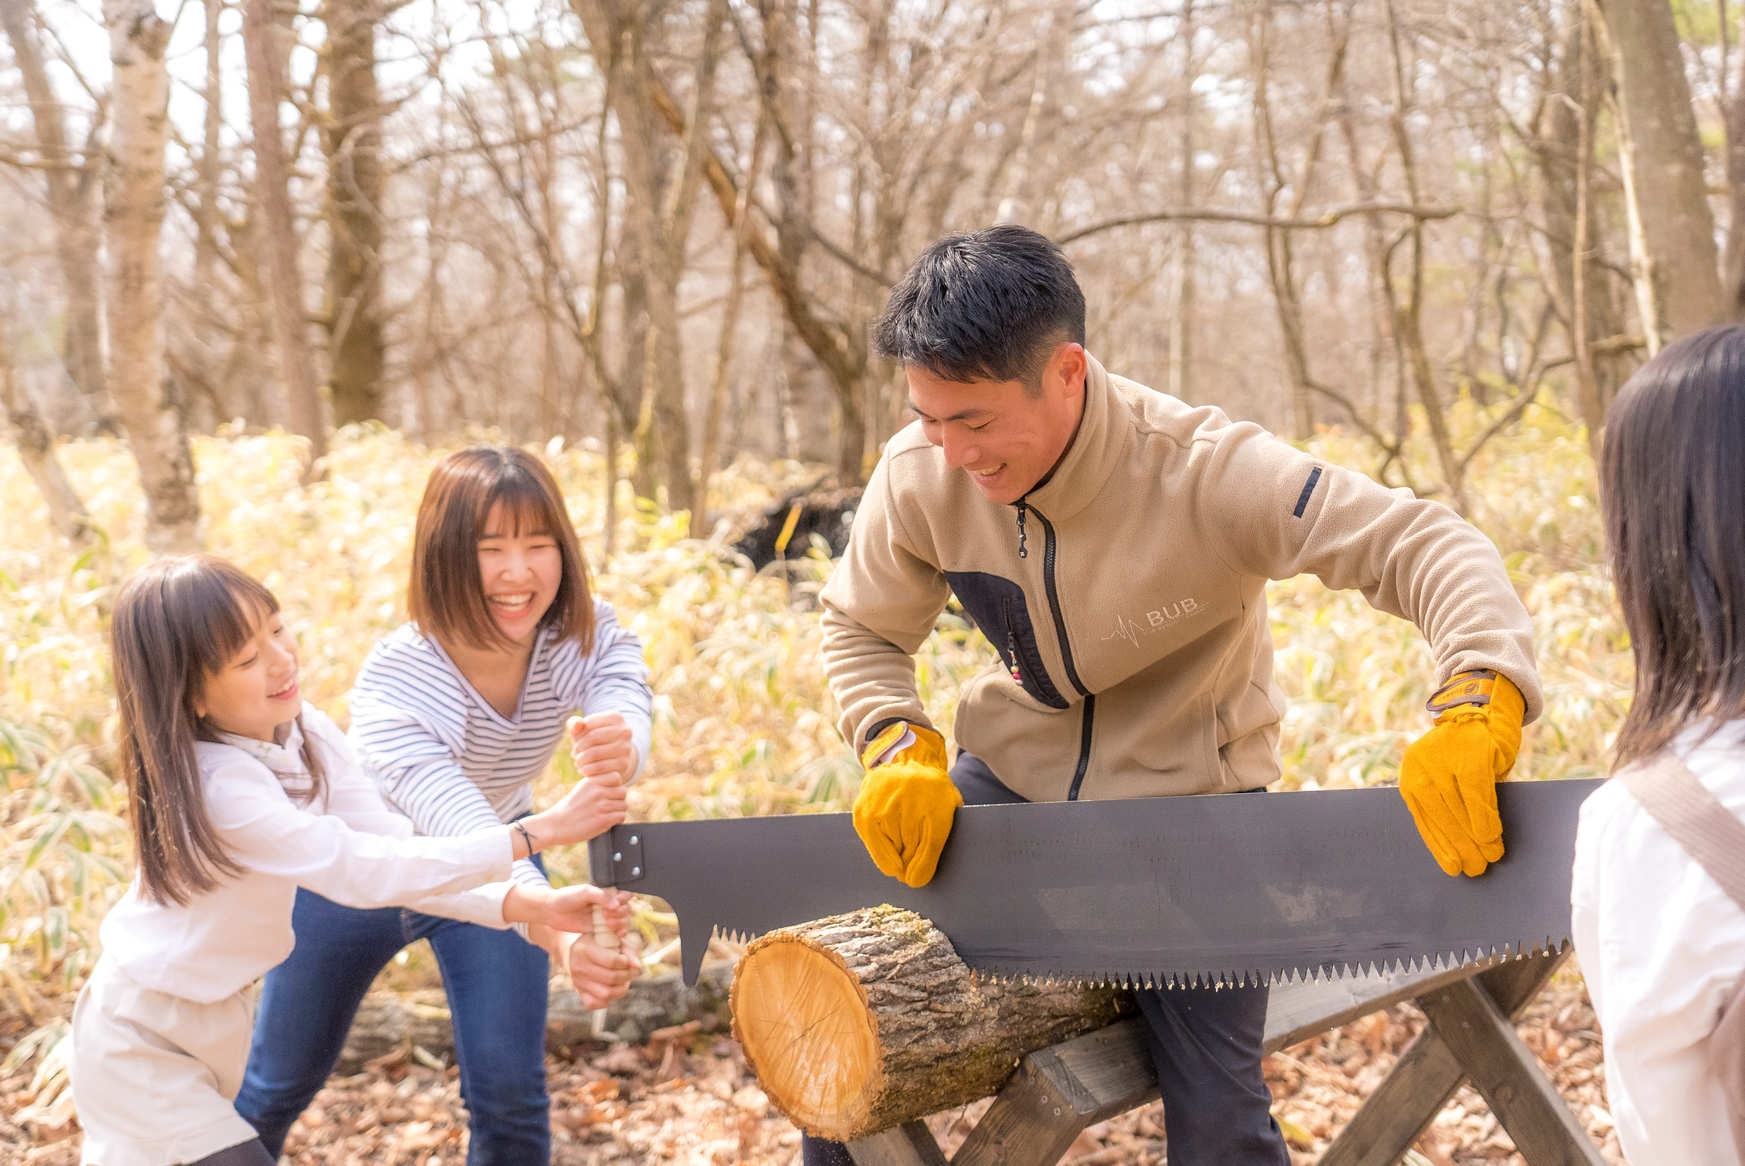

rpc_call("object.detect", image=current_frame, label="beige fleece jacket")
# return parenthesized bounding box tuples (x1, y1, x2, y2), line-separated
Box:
(819, 355, 1542, 803)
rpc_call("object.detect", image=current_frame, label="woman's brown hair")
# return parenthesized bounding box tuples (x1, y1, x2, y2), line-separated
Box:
(1602, 324, 1745, 770)
(407, 446, 595, 653)
(111, 555, 328, 905)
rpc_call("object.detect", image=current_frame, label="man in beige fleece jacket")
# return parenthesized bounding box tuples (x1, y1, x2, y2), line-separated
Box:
(803, 225, 1541, 1166)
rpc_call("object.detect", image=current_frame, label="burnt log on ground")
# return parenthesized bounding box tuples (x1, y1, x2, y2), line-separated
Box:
(732, 482, 862, 570)
(729, 906, 1131, 1143)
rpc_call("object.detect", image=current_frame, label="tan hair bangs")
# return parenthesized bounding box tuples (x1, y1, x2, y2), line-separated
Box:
(408, 446, 595, 653)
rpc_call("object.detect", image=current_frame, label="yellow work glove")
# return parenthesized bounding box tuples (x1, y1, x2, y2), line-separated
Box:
(1399, 670, 1525, 878)
(851, 721, 962, 888)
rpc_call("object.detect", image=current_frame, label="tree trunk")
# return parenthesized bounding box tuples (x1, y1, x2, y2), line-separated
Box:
(242, 0, 328, 473)
(103, 0, 200, 553)
(0, 326, 92, 544)
(0, 0, 115, 434)
(570, 0, 724, 518)
(1724, 7, 1745, 318)
(1597, 0, 1723, 341)
(1382, 0, 1466, 512)
(1535, 9, 1623, 446)
(1169, 0, 1196, 404)
(322, 0, 386, 425)
(697, 105, 769, 536)
(993, 0, 1072, 225)
(731, 906, 1130, 1143)
(336, 966, 734, 1071)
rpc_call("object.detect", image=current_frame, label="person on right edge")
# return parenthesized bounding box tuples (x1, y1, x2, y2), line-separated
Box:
(807, 224, 1542, 1164)
(1574, 324, 1745, 1165)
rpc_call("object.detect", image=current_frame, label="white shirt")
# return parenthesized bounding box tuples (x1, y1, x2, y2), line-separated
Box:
(1571, 720, 1745, 1165)
(348, 603, 652, 894)
(98, 706, 515, 1003)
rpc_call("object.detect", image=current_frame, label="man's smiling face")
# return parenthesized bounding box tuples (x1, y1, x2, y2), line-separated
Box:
(906, 342, 1087, 505)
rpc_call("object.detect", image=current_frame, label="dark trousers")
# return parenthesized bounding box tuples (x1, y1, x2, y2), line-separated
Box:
(802, 753, 1289, 1165)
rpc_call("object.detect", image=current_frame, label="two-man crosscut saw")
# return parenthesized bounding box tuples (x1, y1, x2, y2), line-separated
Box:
(588, 778, 1599, 987)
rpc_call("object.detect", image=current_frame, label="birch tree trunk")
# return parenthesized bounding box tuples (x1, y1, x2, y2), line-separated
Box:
(242, 0, 328, 473)
(103, 0, 200, 552)
(0, 0, 115, 434)
(1596, 0, 1723, 341)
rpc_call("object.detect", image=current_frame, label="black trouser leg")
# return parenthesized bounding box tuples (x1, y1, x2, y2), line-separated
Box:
(186, 1138, 276, 1166)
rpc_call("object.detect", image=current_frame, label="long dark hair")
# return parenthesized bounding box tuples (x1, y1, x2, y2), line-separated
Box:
(111, 555, 327, 904)
(1602, 324, 1745, 769)
(407, 445, 595, 653)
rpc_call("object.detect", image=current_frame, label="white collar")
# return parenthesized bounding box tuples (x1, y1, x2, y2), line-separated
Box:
(212, 709, 310, 780)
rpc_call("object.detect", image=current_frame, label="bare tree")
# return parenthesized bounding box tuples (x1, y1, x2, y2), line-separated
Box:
(242, 0, 328, 473)
(570, 0, 727, 516)
(322, 0, 387, 424)
(0, 317, 91, 543)
(0, 0, 115, 433)
(103, 0, 199, 552)
(1596, 0, 1723, 342)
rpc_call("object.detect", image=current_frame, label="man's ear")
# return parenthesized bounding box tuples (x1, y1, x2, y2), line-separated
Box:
(1051, 342, 1087, 395)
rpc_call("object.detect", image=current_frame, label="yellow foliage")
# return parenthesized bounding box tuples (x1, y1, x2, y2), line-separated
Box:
(0, 409, 1629, 1044)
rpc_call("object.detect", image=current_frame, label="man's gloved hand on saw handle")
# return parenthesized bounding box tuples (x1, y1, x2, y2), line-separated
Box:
(852, 720, 962, 888)
(1400, 669, 1527, 878)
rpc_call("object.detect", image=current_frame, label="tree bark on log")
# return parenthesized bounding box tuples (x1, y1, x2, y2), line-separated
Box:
(731, 906, 1130, 1143)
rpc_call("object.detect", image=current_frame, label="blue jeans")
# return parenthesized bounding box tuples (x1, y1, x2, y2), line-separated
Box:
(802, 753, 1289, 1166)
(234, 884, 551, 1165)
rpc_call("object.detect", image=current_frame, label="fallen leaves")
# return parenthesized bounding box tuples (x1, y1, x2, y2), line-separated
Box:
(3, 962, 1623, 1165)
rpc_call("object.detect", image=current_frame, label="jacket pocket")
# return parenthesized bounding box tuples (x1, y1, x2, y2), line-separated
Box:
(944, 570, 1069, 709)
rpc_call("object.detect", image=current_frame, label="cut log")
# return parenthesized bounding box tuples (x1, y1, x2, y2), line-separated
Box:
(731, 905, 1130, 1142)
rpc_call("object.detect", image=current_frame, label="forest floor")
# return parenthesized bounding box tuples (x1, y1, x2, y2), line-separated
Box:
(1, 960, 1621, 1165)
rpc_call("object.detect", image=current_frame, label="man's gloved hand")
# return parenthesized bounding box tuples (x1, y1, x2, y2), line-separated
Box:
(851, 721, 962, 888)
(1399, 670, 1526, 878)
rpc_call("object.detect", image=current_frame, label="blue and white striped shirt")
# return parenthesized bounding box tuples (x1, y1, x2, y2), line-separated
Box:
(348, 599, 652, 893)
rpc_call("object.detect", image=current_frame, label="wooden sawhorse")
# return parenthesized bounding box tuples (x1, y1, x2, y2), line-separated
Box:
(846, 951, 1604, 1165)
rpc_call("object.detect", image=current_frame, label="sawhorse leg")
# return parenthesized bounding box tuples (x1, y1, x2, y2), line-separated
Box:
(847, 1018, 1157, 1166)
(1322, 951, 1604, 1166)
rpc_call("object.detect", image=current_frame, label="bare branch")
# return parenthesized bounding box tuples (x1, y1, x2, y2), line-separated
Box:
(1058, 202, 1461, 244)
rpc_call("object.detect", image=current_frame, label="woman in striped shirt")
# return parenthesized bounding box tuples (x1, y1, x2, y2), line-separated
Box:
(234, 446, 653, 1164)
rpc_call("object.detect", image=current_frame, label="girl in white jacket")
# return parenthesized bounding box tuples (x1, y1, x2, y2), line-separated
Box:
(69, 554, 635, 1166)
(1573, 324, 1745, 1164)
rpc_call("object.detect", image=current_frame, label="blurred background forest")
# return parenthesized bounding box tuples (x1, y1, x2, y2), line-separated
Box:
(0, 0, 1735, 1159)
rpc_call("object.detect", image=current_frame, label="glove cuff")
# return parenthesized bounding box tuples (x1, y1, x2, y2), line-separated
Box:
(861, 720, 948, 771)
(1426, 669, 1502, 717)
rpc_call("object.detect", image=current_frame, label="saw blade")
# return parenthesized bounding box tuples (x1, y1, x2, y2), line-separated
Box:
(589, 778, 1600, 987)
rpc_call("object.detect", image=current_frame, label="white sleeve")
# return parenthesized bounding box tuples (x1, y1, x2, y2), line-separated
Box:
(310, 724, 513, 929)
(204, 754, 514, 910)
(1573, 782, 1745, 1165)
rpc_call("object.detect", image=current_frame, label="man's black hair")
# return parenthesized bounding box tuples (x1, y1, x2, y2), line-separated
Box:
(873, 224, 1087, 387)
